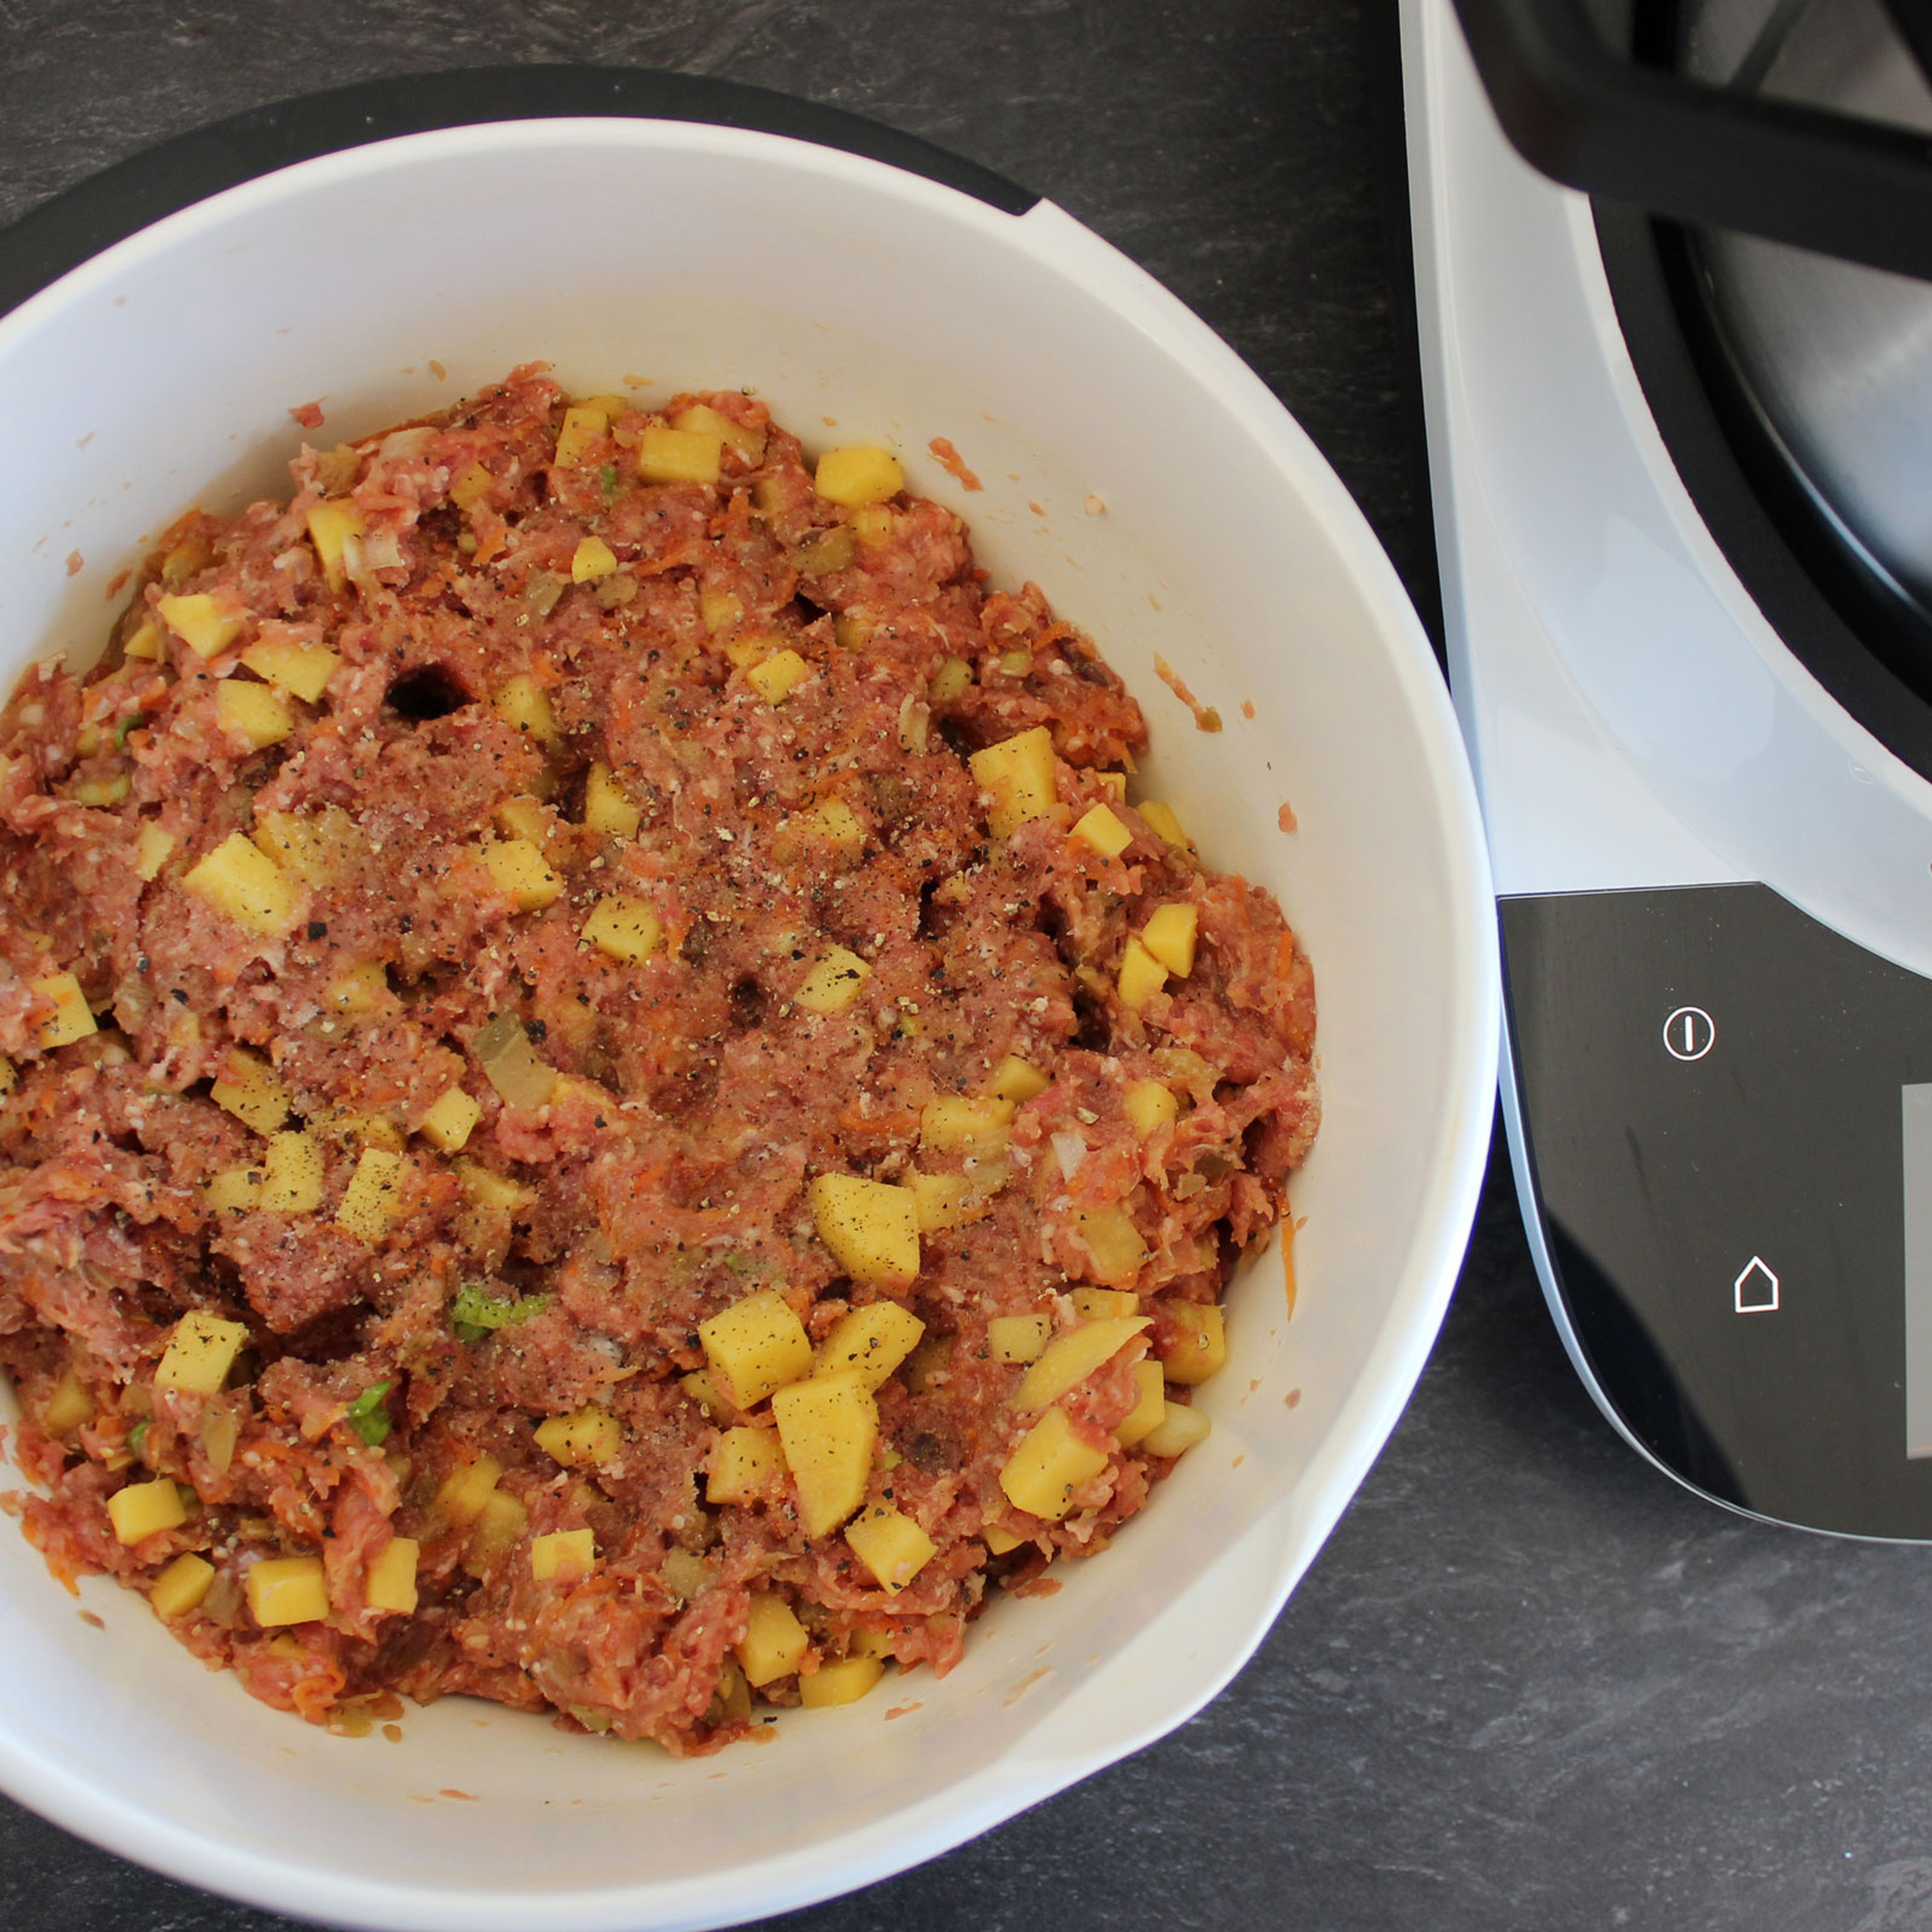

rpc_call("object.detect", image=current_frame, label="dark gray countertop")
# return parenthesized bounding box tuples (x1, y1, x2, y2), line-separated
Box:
(3, 5, 1928, 1929)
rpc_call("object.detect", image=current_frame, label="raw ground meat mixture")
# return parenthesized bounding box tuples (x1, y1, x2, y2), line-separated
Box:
(0, 365, 1317, 1752)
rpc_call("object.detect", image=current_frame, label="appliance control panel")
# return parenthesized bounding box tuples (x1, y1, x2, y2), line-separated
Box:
(1504, 883, 1932, 1538)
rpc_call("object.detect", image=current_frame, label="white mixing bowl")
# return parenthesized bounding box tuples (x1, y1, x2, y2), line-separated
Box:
(0, 99, 1497, 1932)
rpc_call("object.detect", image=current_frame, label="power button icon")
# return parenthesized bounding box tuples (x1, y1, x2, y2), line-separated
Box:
(1663, 1006, 1715, 1062)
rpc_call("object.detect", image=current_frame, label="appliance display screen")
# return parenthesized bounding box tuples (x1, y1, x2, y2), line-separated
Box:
(1903, 1086, 1932, 1460)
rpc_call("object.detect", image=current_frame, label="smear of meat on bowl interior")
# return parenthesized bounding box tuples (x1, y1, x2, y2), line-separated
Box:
(0, 365, 1317, 1753)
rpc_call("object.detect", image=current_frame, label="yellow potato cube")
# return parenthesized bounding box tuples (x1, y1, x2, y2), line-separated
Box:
(449, 461, 494, 511)
(463, 1489, 529, 1577)
(919, 1095, 1013, 1156)
(184, 832, 301, 937)
(814, 445, 905, 508)
(746, 648, 811, 705)
(671, 403, 765, 460)
(454, 1160, 534, 1220)
(413, 1085, 480, 1155)
(1116, 937, 1169, 1010)
(583, 762, 643, 839)
(133, 823, 176, 882)
(534, 1403, 622, 1468)
(336, 1147, 406, 1241)
(204, 1165, 261, 1214)
(810, 1173, 921, 1290)
(210, 1045, 290, 1134)
(108, 1478, 188, 1546)
(123, 619, 162, 661)
(1095, 771, 1129, 802)
(808, 797, 866, 854)
(637, 423, 723, 485)
(571, 535, 618, 583)
(156, 1310, 252, 1395)
(365, 1536, 419, 1615)
(157, 591, 245, 659)
(1072, 1287, 1140, 1321)
(929, 655, 973, 701)
(969, 727, 1058, 838)
(435, 1453, 503, 1528)
(477, 838, 562, 912)
(149, 1552, 216, 1620)
(1075, 1201, 1150, 1283)
(795, 945, 870, 1015)
(707, 1425, 785, 1505)
(987, 1314, 1051, 1364)
(984, 1522, 1025, 1555)
(699, 584, 745, 634)
(680, 1367, 729, 1419)
(1124, 1079, 1180, 1137)
(772, 1372, 878, 1538)
(326, 960, 389, 1016)
(240, 638, 338, 704)
(699, 1287, 815, 1408)
(1141, 1401, 1213, 1458)
(906, 1169, 988, 1232)
(845, 1504, 936, 1594)
(494, 793, 551, 845)
(1142, 903, 1199, 978)
(999, 1406, 1110, 1521)
(1159, 1303, 1227, 1385)
(800, 1654, 886, 1709)
(991, 1054, 1050, 1103)
(1013, 1315, 1149, 1411)
(215, 679, 294, 750)
(252, 804, 366, 887)
(40, 1367, 95, 1438)
(530, 1527, 596, 1583)
(1071, 802, 1133, 859)
(493, 674, 559, 745)
(815, 1302, 926, 1391)
(31, 972, 96, 1050)
(1138, 799, 1192, 849)
(552, 404, 607, 468)
(737, 1590, 810, 1687)
(1115, 1360, 1169, 1447)
(247, 1554, 330, 1627)
(582, 895, 664, 964)
(304, 501, 365, 592)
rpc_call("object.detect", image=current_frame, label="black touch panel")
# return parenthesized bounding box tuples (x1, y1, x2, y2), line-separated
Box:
(1503, 883, 1932, 1539)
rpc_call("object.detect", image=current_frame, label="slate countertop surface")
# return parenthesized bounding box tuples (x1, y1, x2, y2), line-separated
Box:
(2, 4, 1929, 1929)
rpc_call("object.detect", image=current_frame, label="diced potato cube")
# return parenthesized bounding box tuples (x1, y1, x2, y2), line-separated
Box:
(699, 584, 745, 634)
(1074, 1201, 1149, 1283)
(906, 1169, 990, 1232)
(304, 501, 365, 592)
(449, 461, 493, 511)
(365, 1536, 419, 1615)
(1072, 1287, 1140, 1321)
(984, 1522, 1025, 1555)
(157, 591, 245, 659)
(211, 1045, 290, 1134)
(149, 1552, 216, 1619)
(1141, 1401, 1213, 1458)
(204, 1165, 261, 1213)
(571, 535, 618, 583)
(810, 1173, 921, 1290)
(133, 823, 176, 882)
(1159, 1303, 1227, 1385)
(583, 762, 642, 839)
(123, 620, 162, 662)
(108, 1478, 188, 1546)
(845, 1504, 936, 1594)
(929, 655, 973, 702)
(583, 895, 663, 963)
(810, 798, 865, 853)
(999, 1406, 1109, 1521)
(680, 1367, 729, 1419)
(1071, 803, 1132, 859)
(336, 1147, 406, 1241)
(814, 445, 904, 508)
(478, 837, 562, 912)
(637, 424, 723, 485)
(252, 804, 365, 888)
(991, 1055, 1050, 1103)
(799, 1654, 886, 1709)
(737, 1591, 810, 1687)
(1124, 1079, 1180, 1137)
(853, 504, 895, 548)
(493, 674, 559, 745)
(184, 832, 301, 937)
(325, 960, 388, 1015)
(1095, 771, 1129, 802)
(1013, 1315, 1149, 1411)
(795, 945, 870, 1015)
(969, 727, 1057, 838)
(815, 1303, 926, 1391)
(987, 1314, 1051, 1364)
(416, 1085, 481, 1154)
(772, 1372, 878, 1538)
(494, 794, 551, 845)
(747, 648, 811, 705)
(919, 1095, 1013, 1156)
(707, 1425, 785, 1505)
(700, 1287, 814, 1408)
(463, 1489, 529, 1576)
(31, 972, 96, 1050)
(1115, 1359, 1169, 1447)
(552, 405, 607, 468)
(1116, 937, 1168, 1010)
(434, 1453, 503, 1528)
(671, 403, 766, 460)
(1138, 799, 1191, 849)
(534, 1403, 622, 1468)
(1142, 903, 1199, 978)
(155, 1310, 252, 1395)
(530, 1527, 596, 1583)
(239, 638, 338, 704)
(40, 1367, 95, 1438)
(454, 1160, 534, 1219)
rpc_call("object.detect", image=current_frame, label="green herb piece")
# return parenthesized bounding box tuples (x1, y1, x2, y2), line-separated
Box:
(598, 463, 618, 499)
(115, 715, 140, 748)
(449, 1284, 551, 1345)
(343, 1381, 393, 1446)
(124, 1418, 150, 1461)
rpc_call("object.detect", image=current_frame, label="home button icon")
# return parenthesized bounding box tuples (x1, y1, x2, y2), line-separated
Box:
(1734, 1257, 1780, 1314)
